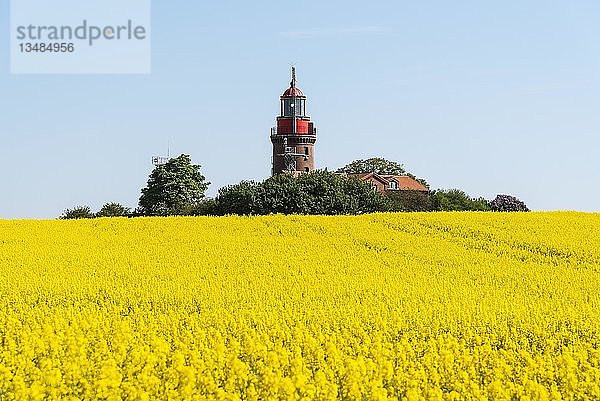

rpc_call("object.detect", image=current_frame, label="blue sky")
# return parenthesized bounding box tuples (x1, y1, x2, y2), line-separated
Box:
(1, 0, 599, 218)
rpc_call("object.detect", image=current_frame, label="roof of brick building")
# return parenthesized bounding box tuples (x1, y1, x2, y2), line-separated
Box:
(382, 175, 429, 191)
(345, 172, 429, 192)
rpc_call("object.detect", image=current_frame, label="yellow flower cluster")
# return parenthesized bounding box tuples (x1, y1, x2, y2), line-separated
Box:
(0, 212, 599, 400)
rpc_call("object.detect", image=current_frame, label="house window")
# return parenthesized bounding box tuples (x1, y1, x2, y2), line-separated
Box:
(389, 180, 398, 190)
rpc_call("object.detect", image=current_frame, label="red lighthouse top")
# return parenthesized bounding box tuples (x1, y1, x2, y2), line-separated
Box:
(282, 87, 305, 97)
(274, 67, 313, 137)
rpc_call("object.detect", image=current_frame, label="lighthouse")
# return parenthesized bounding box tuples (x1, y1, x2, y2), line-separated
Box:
(270, 68, 317, 175)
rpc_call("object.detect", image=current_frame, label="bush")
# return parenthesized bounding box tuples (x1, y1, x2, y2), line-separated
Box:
(384, 190, 433, 212)
(188, 198, 218, 216)
(214, 171, 387, 216)
(95, 203, 131, 218)
(490, 194, 529, 212)
(60, 206, 95, 220)
(214, 181, 262, 215)
(431, 189, 491, 212)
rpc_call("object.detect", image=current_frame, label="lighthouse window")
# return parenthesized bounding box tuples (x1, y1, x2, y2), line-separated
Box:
(282, 98, 306, 117)
(296, 99, 305, 116)
(304, 147, 309, 155)
(282, 99, 294, 116)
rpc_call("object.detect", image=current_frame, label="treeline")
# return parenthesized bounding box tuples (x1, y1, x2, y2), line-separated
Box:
(60, 155, 529, 219)
(385, 190, 528, 212)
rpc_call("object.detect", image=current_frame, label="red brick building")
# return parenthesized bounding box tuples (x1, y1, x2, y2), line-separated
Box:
(343, 172, 429, 193)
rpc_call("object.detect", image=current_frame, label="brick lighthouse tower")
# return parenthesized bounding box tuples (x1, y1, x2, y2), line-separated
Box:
(270, 68, 317, 175)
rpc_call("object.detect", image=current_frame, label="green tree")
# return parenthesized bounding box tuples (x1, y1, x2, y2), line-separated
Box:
(214, 181, 262, 215)
(336, 157, 429, 189)
(60, 206, 94, 219)
(190, 198, 218, 216)
(95, 203, 131, 218)
(258, 174, 305, 214)
(337, 157, 407, 175)
(338, 175, 388, 214)
(138, 154, 210, 216)
(430, 189, 490, 212)
(294, 171, 387, 215)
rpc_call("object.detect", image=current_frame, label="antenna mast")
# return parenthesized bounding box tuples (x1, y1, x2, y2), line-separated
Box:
(281, 69, 307, 172)
(291, 66, 297, 136)
(152, 141, 172, 166)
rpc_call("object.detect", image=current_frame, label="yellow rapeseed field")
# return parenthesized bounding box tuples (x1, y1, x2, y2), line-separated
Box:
(0, 212, 599, 400)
